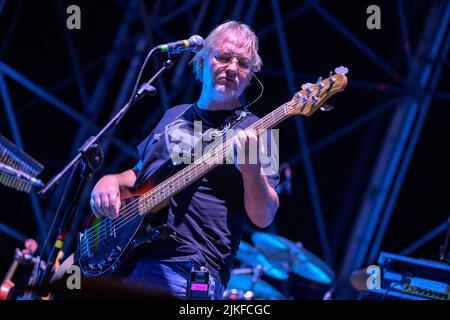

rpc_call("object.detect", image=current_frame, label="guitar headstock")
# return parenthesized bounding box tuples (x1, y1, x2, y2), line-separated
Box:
(286, 66, 348, 116)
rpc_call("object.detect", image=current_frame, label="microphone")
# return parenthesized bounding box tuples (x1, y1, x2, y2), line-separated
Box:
(156, 35, 204, 54)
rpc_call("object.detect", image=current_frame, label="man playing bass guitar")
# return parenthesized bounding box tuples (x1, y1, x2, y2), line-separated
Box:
(90, 21, 280, 300)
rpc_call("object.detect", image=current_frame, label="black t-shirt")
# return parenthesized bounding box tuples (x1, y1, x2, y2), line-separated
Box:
(133, 103, 279, 285)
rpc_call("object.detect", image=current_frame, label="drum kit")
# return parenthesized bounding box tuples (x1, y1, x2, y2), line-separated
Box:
(223, 232, 335, 300)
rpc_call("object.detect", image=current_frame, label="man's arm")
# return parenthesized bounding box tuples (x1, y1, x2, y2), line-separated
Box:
(90, 168, 138, 219)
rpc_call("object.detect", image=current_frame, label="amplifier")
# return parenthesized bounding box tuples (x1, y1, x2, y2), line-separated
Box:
(377, 252, 450, 300)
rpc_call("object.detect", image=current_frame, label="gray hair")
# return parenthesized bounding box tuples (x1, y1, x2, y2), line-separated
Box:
(191, 21, 262, 81)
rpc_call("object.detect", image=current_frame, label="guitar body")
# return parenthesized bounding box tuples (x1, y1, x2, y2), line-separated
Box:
(77, 158, 180, 277)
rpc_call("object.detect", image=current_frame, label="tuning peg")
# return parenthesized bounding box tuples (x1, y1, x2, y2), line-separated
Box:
(312, 96, 319, 103)
(294, 92, 303, 100)
(320, 104, 334, 112)
(301, 83, 313, 90)
(105, 257, 114, 264)
(316, 76, 322, 83)
(334, 66, 349, 75)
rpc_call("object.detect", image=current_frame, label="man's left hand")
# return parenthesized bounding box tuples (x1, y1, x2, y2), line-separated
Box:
(231, 130, 264, 178)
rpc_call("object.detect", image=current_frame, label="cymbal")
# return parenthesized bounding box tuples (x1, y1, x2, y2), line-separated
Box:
(252, 232, 335, 284)
(236, 241, 289, 280)
(226, 274, 286, 300)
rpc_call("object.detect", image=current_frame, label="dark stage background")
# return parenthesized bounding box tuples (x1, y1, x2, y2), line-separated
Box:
(0, 0, 449, 300)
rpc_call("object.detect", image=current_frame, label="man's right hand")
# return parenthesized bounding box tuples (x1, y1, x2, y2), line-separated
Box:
(90, 175, 121, 219)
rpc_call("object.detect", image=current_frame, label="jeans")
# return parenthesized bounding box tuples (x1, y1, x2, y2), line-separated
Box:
(121, 258, 225, 300)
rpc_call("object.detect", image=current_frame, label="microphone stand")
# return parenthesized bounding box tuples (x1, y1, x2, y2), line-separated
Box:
(30, 53, 174, 298)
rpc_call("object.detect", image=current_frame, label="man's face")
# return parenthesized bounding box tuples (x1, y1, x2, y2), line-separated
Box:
(202, 32, 253, 100)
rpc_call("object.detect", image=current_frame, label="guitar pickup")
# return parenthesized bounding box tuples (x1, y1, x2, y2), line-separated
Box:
(104, 219, 117, 241)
